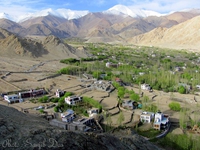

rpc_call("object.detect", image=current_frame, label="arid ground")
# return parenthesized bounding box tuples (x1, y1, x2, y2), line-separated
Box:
(0, 56, 200, 131)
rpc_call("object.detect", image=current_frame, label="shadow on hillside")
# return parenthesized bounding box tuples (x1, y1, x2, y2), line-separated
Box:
(22, 38, 49, 57)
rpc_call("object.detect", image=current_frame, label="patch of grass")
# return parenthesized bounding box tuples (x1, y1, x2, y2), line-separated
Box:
(137, 129, 161, 138)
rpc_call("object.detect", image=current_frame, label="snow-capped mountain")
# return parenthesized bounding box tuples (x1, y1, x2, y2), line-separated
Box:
(104, 4, 164, 17)
(0, 4, 198, 23)
(0, 13, 14, 21)
(0, 8, 89, 22)
(18, 8, 89, 22)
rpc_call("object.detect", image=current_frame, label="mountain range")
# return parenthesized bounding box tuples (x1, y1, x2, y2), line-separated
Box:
(0, 5, 200, 51)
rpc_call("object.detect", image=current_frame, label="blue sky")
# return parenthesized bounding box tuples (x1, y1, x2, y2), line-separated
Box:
(0, 0, 199, 16)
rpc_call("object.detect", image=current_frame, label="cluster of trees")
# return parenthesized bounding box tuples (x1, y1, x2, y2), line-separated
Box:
(83, 96, 102, 113)
(112, 81, 140, 101)
(60, 58, 80, 65)
(38, 95, 49, 103)
(58, 66, 86, 75)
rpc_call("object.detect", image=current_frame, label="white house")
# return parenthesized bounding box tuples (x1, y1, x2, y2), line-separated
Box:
(56, 89, 65, 97)
(65, 96, 83, 105)
(61, 109, 75, 123)
(4, 94, 23, 103)
(87, 108, 99, 117)
(139, 72, 145, 76)
(106, 62, 118, 68)
(153, 112, 169, 130)
(140, 111, 155, 123)
(196, 85, 200, 89)
(141, 84, 151, 91)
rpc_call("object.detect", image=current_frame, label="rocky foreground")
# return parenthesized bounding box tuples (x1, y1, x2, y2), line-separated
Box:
(0, 104, 161, 150)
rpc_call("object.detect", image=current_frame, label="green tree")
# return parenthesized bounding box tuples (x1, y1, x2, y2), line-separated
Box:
(38, 95, 48, 103)
(178, 86, 186, 94)
(54, 106, 59, 112)
(39, 109, 44, 113)
(169, 102, 181, 111)
(130, 93, 140, 101)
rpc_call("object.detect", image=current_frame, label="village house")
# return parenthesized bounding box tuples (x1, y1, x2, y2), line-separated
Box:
(139, 72, 145, 76)
(196, 85, 200, 90)
(122, 100, 138, 110)
(61, 109, 75, 123)
(106, 62, 118, 68)
(141, 84, 152, 91)
(49, 119, 68, 130)
(87, 108, 99, 117)
(56, 89, 66, 97)
(153, 112, 169, 130)
(140, 111, 155, 123)
(65, 96, 83, 105)
(4, 94, 23, 103)
(69, 117, 95, 132)
(50, 117, 95, 132)
(92, 80, 114, 92)
(19, 88, 46, 99)
(73, 117, 95, 126)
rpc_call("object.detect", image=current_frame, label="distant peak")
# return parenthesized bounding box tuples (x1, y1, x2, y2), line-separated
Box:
(17, 8, 89, 22)
(104, 4, 163, 18)
(0, 12, 13, 20)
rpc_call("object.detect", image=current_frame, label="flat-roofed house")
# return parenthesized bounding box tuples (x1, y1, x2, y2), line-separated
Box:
(65, 96, 83, 105)
(141, 84, 151, 91)
(140, 111, 155, 123)
(153, 112, 169, 130)
(61, 109, 75, 123)
(4, 94, 22, 103)
(122, 100, 137, 110)
(56, 89, 66, 97)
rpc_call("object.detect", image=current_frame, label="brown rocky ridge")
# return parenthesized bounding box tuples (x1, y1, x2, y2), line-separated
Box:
(0, 28, 88, 59)
(129, 15, 200, 51)
(0, 104, 162, 150)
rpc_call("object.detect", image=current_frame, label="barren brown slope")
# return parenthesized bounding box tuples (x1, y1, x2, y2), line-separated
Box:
(129, 15, 200, 51)
(0, 19, 24, 34)
(19, 24, 69, 38)
(20, 15, 67, 28)
(166, 12, 199, 23)
(19, 15, 69, 37)
(0, 28, 48, 58)
(144, 16, 178, 28)
(0, 28, 88, 59)
(0, 104, 162, 150)
(42, 35, 88, 59)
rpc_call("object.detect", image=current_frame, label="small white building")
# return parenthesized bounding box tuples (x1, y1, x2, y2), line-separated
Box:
(61, 109, 75, 123)
(139, 72, 145, 76)
(65, 96, 83, 105)
(141, 84, 151, 91)
(4, 94, 23, 103)
(87, 108, 99, 117)
(196, 85, 200, 89)
(106, 62, 118, 68)
(153, 112, 169, 130)
(56, 89, 65, 97)
(140, 111, 155, 123)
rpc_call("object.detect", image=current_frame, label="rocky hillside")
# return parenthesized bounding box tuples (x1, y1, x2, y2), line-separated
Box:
(0, 28, 88, 59)
(0, 104, 162, 150)
(129, 15, 200, 51)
